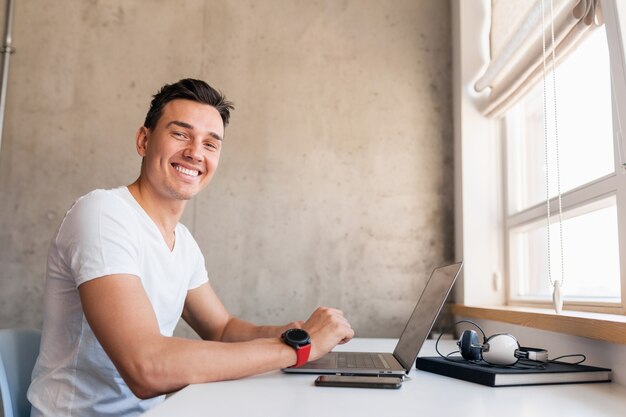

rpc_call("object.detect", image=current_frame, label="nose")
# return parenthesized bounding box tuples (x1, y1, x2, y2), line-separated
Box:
(182, 140, 203, 162)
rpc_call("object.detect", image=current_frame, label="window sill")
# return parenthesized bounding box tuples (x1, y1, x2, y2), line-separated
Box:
(452, 304, 626, 345)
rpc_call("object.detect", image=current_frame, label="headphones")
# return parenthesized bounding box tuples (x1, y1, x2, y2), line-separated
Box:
(457, 328, 549, 366)
(439, 320, 549, 367)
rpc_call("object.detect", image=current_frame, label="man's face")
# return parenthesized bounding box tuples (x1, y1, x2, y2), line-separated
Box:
(136, 99, 225, 201)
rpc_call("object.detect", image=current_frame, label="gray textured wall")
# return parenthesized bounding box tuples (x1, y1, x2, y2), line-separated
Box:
(0, 0, 453, 338)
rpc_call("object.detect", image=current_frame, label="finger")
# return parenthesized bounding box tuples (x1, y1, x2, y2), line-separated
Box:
(338, 330, 355, 344)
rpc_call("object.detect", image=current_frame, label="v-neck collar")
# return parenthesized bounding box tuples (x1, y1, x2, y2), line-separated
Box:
(119, 186, 178, 255)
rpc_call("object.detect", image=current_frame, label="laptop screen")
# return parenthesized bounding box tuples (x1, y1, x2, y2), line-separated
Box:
(392, 262, 462, 370)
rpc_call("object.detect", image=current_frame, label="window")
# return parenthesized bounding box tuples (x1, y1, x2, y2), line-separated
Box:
(504, 26, 624, 309)
(453, 0, 626, 325)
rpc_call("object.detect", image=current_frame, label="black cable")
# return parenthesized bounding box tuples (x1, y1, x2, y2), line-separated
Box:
(435, 319, 486, 359)
(550, 354, 586, 365)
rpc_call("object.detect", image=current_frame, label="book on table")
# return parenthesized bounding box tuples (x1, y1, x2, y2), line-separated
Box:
(415, 356, 611, 387)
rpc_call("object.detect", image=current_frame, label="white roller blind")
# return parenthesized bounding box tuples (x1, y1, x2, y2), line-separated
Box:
(490, 0, 537, 59)
(476, 0, 602, 118)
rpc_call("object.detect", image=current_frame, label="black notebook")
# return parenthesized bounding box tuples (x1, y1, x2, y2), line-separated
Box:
(415, 356, 611, 387)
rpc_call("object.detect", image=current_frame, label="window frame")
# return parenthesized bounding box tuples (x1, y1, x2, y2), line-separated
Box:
(499, 6, 626, 315)
(604, 0, 626, 316)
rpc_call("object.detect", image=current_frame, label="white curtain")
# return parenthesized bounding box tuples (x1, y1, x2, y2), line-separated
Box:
(475, 0, 602, 118)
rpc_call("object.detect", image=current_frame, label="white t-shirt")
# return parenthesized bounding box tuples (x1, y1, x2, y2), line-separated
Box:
(28, 187, 209, 417)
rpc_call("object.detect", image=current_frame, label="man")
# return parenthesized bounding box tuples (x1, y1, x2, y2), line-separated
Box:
(28, 79, 354, 417)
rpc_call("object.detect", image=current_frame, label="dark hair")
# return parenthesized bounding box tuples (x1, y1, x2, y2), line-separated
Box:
(143, 78, 234, 130)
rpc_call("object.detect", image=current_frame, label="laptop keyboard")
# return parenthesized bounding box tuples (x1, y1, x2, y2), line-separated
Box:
(337, 352, 389, 369)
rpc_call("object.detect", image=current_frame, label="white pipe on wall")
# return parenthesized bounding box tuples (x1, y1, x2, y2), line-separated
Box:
(0, 0, 15, 155)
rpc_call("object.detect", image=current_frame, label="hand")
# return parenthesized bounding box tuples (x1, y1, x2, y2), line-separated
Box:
(301, 307, 354, 361)
(276, 321, 305, 336)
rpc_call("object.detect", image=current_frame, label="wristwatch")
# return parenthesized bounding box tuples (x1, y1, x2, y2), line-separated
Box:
(281, 328, 311, 368)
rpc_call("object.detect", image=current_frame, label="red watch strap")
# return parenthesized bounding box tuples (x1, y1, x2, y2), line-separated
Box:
(293, 343, 311, 368)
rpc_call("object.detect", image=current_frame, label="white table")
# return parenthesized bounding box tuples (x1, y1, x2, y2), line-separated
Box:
(142, 338, 626, 417)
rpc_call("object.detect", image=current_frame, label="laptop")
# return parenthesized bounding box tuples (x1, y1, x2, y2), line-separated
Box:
(282, 262, 462, 376)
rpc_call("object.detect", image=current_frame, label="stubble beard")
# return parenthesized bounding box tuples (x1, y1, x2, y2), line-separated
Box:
(164, 182, 195, 201)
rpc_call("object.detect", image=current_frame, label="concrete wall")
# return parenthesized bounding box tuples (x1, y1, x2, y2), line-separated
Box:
(0, 0, 453, 338)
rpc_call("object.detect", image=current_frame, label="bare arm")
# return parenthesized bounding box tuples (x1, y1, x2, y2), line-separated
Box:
(79, 275, 299, 398)
(78, 275, 353, 399)
(182, 283, 353, 354)
(181, 283, 303, 342)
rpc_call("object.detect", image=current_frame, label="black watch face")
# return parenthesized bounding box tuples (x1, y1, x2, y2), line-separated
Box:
(285, 328, 310, 345)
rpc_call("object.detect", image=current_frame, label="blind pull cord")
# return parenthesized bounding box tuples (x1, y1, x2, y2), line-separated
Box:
(542, 0, 565, 314)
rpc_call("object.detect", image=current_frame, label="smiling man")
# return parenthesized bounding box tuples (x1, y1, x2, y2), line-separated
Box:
(27, 79, 354, 417)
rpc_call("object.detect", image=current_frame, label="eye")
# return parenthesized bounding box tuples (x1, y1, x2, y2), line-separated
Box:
(204, 141, 219, 151)
(172, 131, 187, 140)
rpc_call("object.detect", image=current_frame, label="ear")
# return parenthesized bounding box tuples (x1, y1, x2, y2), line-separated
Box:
(136, 126, 149, 157)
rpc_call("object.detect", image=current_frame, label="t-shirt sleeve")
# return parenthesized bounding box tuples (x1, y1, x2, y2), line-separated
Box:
(56, 191, 142, 287)
(176, 224, 209, 290)
(188, 240, 209, 290)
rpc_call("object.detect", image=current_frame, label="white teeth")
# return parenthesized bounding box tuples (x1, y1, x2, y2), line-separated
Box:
(175, 165, 199, 177)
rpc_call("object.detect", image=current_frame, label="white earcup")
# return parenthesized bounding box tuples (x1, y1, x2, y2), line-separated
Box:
(482, 334, 520, 366)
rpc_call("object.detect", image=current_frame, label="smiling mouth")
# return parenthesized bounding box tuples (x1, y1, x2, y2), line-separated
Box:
(172, 163, 201, 177)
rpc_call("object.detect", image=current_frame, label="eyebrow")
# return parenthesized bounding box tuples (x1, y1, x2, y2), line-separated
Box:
(166, 120, 223, 141)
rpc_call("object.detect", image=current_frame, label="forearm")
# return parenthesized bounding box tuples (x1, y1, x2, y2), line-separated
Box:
(125, 335, 297, 398)
(181, 284, 303, 342)
(220, 317, 302, 342)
